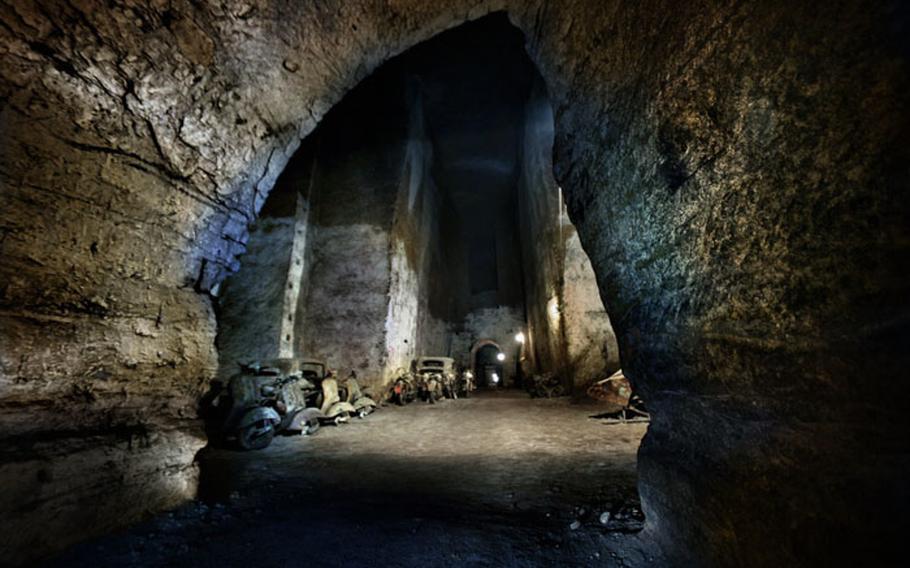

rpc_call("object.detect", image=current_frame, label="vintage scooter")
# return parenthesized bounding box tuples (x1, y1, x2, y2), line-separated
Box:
(340, 371, 378, 418)
(416, 371, 444, 403)
(317, 370, 358, 425)
(458, 370, 476, 398)
(440, 371, 458, 399)
(220, 361, 320, 450)
(388, 368, 417, 405)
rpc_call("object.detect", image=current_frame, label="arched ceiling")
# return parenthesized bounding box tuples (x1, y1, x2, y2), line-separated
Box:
(0, 1, 907, 565)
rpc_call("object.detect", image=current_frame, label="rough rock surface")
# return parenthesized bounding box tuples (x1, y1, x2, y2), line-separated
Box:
(518, 78, 621, 392)
(217, 58, 450, 390)
(52, 393, 655, 567)
(450, 306, 526, 384)
(1, 0, 908, 566)
(216, 218, 296, 371)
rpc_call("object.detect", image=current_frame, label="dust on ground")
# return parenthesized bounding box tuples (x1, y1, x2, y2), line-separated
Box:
(48, 391, 662, 567)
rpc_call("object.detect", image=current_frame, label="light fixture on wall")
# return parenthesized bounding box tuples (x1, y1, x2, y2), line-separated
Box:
(496, 352, 506, 361)
(514, 331, 526, 344)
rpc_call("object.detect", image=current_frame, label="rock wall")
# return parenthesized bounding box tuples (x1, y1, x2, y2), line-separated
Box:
(213, 66, 453, 391)
(296, 71, 452, 389)
(536, 3, 910, 565)
(216, 142, 317, 377)
(384, 87, 454, 378)
(517, 79, 620, 393)
(1, 1, 907, 565)
(451, 306, 526, 385)
(215, 217, 295, 372)
(562, 229, 621, 389)
(295, 69, 405, 383)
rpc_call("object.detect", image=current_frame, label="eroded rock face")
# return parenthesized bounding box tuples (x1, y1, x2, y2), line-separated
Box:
(518, 78, 621, 392)
(1, 0, 907, 565)
(544, 3, 910, 564)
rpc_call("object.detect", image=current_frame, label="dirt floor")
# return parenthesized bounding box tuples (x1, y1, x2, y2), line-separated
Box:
(47, 391, 661, 567)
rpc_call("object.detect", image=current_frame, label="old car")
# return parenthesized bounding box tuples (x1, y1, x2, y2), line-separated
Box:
(414, 356, 457, 401)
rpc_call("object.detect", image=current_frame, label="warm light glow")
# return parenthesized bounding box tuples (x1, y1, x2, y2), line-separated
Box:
(496, 352, 506, 362)
(547, 297, 561, 325)
(465, 371, 473, 378)
(514, 331, 526, 344)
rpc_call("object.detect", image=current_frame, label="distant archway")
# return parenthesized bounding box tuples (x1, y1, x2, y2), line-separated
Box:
(0, 1, 902, 565)
(470, 339, 504, 387)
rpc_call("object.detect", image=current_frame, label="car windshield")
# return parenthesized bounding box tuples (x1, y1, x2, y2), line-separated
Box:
(301, 363, 324, 378)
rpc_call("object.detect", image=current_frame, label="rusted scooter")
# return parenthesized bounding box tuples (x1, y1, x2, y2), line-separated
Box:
(218, 359, 321, 450)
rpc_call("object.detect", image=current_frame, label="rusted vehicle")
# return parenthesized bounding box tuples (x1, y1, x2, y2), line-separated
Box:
(388, 367, 417, 405)
(458, 369, 476, 398)
(415, 356, 456, 402)
(340, 371, 378, 418)
(219, 359, 321, 450)
(527, 372, 564, 398)
(587, 369, 649, 422)
(299, 361, 358, 425)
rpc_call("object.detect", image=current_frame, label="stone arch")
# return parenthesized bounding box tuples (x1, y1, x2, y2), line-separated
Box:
(1, 2, 907, 566)
(469, 338, 504, 382)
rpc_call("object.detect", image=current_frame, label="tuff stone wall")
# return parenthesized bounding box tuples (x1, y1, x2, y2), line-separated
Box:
(540, 3, 910, 564)
(216, 141, 317, 377)
(215, 215, 298, 376)
(217, 65, 450, 391)
(450, 306, 526, 385)
(383, 86, 453, 381)
(1, 1, 907, 566)
(284, 70, 451, 390)
(517, 78, 620, 393)
(296, 85, 401, 382)
(562, 229, 621, 389)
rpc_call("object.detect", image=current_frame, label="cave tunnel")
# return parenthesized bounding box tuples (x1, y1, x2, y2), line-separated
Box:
(1, 2, 909, 567)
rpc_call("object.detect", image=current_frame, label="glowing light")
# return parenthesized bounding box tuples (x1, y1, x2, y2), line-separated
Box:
(547, 297, 561, 325)
(465, 371, 473, 378)
(514, 331, 526, 344)
(491, 373, 500, 384)
(496, 352, 506, 362)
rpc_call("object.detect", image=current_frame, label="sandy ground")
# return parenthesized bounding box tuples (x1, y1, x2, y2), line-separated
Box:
(47, 391, 661, 567)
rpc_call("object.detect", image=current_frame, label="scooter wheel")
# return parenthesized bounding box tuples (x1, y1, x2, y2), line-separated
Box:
(237, 424, 274, 450)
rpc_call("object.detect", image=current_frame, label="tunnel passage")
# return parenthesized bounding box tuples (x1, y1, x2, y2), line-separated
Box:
(200, 18, 643, 562)
(474, 343, 505, 388)
(1, 1, 908, 566)
(215, 14, 620, 400)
